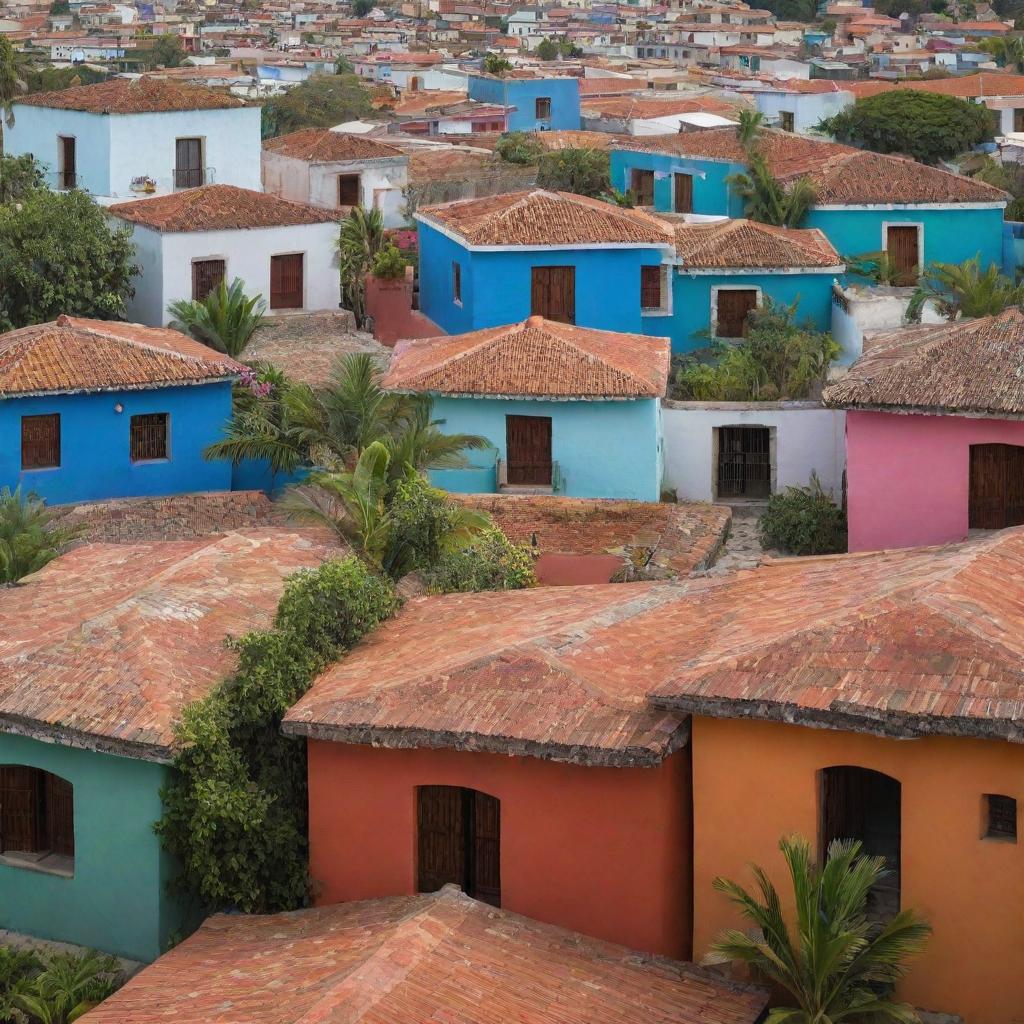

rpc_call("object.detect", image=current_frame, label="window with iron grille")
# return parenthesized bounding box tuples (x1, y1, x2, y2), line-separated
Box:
(192, 259, 225, 301)
(131, 413, 169, 462)
(21, 414, 60, 470)
(338, 174, 360, 207)
(0, 766, 74, 866)
(535, 96, 552, 120)
(984, 794, 1017, 841)
(452, 261, 462, 303)
(640, 266, 663, 310)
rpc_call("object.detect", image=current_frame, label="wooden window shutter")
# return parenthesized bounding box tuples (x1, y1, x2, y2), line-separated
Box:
(45, 774, 74, 857)
(0, 767, 40, 854)
(417, 786, 466, 894)
(530, 266, 574, 324)
(130, 413, 169, 462)
(21, 414, 60, 470)
(270, 253, 304, 310)
(338, 174, 360, 207)
(674, 173, 693, 214)
(640, 265, 662, 309)
(452, 261, 461, 302)
(716, 289, 758, 337)
(630, 168, 655, 207)
(470, 791, 501, 907)
(191, 259, 225, 302)
(174, 138, 203, 189)
(886, 225, 920, 284)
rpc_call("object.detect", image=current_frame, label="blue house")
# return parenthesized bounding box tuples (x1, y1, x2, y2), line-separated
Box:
(416, 189, 675, 336)
(381, 316, 669, 500)
(0, 316, 239, 505)
(467, 71, 581, 132)
(610, 128, 1008, 277)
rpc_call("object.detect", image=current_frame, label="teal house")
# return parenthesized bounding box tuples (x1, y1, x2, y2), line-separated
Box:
(610, 128, 1008, 280)
(0, 529, 333, 961)
(381, 317, 670, 500)
(467, 71, 580, 131)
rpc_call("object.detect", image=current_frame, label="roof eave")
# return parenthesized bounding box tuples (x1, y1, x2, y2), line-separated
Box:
(825, 401, 1024, 421)
(0, 374, 239, 401)
(0, 714, 174, 764)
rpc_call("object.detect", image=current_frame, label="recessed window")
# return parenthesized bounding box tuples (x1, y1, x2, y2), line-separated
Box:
(535, 96, 551, 120)
(131, 413, 169, 462)
(630, 168, 655, 207)
(0, 766, 74, 876)
(984, 794, 1017, 841)
(780, 110, 795, 132)
(452, 261, 462, 304)
(174, 137, 204, 189)
(640, 265, 663, 310)
(338, 173, 360, 207)
(192, 259, 225, 302)
(21, 414, 60, 470)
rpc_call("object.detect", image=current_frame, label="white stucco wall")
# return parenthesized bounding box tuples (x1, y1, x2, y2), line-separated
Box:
(5, 105, 113, 193)
(120, 220, 340, 326)
(661, 400, 846, 502)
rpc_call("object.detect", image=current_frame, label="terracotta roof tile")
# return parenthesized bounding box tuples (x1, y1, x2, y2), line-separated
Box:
(673, 218, 840, 269)
(382, 317, 669, 398)
(897, 72, 1024, 98)
(0, 530, 339, 760)
(823, 307, 1024, 416)
(0, 316, 242, 397)
(581, 95, 741, 119)
(81, 887, 768, 1024)
(262, 127, 405, 162)
(417, 189, 674, 247)
(108, 184, 339, 232)
(18, 75, 246, 113)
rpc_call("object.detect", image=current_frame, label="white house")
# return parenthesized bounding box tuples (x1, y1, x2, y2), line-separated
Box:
(262, 128, 409, 228)
(107, 184, 341, 326)
(6, 76, 262, 200)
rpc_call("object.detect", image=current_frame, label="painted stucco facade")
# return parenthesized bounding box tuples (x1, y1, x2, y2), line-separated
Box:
(5, 104, 262, 199)
(609, 149, 743, 217)
(428, 394, 663, 500)
(306, 741, 692, 960)
(467, 74, 581, 132)
(0, 734, 186, 962)
(690, 715, 1024, 1024)
(845, 409, 1024, 552)
(0, 381, 233, 505)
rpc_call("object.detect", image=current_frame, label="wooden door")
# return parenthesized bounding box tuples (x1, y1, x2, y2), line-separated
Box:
(0, 766, 39, 854)
(716, 289, 758, 338)
(417, 786, 465, 894)
(45, 774, 74, 857)
(506, 415, 552, 486)
(630, 168, 655, 206)
(969, 443, 1024, 529)
(59, 136, 76, 189)
(469, 791, 500, 907)
(530, 266, 575, 324)
(674, 172, 693, 213)
(270, 253, 304, 309)
(175, 138, 203, 189)
(886, 225, 919, 284)
(192, 259, 225, 301)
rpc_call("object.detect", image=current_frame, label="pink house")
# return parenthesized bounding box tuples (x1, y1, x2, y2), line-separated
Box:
(824, 309, 1024, 552)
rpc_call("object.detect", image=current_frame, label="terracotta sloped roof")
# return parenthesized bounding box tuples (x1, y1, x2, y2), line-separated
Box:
(898, 72, 1024, 98)
(0, 316, 242, 397)
(381, 317, 669, 398)
(417, 189, 674, 247)
(582, 95, 741, 119)
(673, 218, 840, 269)
(81, 887, 768, 1024)
(18, 76, 246, 113)
(108, 184, 339, 232)
(823, 307, 1024, 416)
(0, 530, 338, 761)
(262, 127, 405, 162)
(283, 583, 690, 767)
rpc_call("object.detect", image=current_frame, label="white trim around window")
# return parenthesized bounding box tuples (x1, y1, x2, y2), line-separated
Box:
(710, 284, 763, 340)
(881, 220, 924, 272)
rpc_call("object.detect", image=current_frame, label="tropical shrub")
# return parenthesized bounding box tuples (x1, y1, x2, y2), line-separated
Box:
(971, 156, 1024, 221)
(370, 242, 407, 280)
(536, 148, 611, 198)
(156, 557, 397, 913)
(907, 254, 1024, 322)
(727, 152, 817, 228)
(495, 131, 544, 165)
(168, 277, 268, 358)
(844, 250, 907, 286)
(426, 526, 536, 593)
(0, 487, 81, 584)
(709, 834, 931, 1024)
(16, 951, 121, 1024)
(481, 53, 513, 75)
(758, 473, 847, 555)
(0, 153, 43, 204)
(338, 206, 385, 327)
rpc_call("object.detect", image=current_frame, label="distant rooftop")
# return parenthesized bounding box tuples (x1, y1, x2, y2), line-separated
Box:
(262, 127, 405, 162)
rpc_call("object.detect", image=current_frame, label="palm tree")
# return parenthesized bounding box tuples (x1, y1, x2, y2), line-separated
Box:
(0, 35, 27, 152)
(168, 278, 268, 358)
(708, 835, 931, 1024)
(728, 153, 817, 228)
(907, 255, 1024, 322)
(736, 108, 765, 151)
(0, 486, 81, 584)
(981, 36, 1024, 73)
(338, 206, 386, 328)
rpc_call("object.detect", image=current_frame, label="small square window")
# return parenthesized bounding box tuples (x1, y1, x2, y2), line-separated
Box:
(21, 414, 60, 470)
(984, 794, 1017, 841)
(131, 413, 169, 462)
(452, 262, 462, 304)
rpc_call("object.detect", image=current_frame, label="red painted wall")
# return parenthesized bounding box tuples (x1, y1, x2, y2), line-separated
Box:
(307, 741, 693, 959)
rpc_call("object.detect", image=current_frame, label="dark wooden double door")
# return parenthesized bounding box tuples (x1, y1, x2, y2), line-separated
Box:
(969, 443, 1024, 529)
(270, 253, 304, 309)
(417, 786, 500, 906)
(506, 415, 552, 486)
(531, 266, 574, 324)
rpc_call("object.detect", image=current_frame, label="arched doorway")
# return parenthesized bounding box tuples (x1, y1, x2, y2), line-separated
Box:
(969, 443, 1024, 529)
(417, 786, 500, 906)
(819, 766, 900, 919)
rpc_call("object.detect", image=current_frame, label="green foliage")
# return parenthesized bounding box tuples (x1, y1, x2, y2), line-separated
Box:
(844, 249, 910, 286)
(426, 527, 536, 593)
(536, 147, 610, 198)
(260, 73, 374, 139)
(0, 34, 24, 132)
(334, 56, 353, 74)
(817, 90, 994, 165)
(672, 299, 839, 401)
(0, 187, 138, 330)
(980, 34, 1024, 71)
(339, 205, 385, 327)
(15, 952, 120, 1024)
(735, 108, 765, 149)
(495, 130, 544, 165)
(0, 487, 81, 584)
(148, 33, 185, 68)
(352, 0, 374, 15)
(370, 242, 407, 280)
(22, 65, 106, 96)
(168, 277, 268, 357)
(49, 0, 71, 12)
(481, 53, 513, 75)
(709, 835, 931, 1024)
(907, 254, 1024, 322)
(758, 473, 847, 555)
(727, 152, 816, 228)
(156, 557, 397, 912)
(535, 37, 559, 60)
(0, 153, 43, 204)
(971, 154, 1024, 220)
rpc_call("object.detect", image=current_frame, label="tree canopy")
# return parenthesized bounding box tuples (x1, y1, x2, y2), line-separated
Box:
(817, 89, 995, 165)
(535, 147, 611, 198)
(261, 72, 375, 138)
(535, 37, 559, 61)
(149, 32, 186, 68)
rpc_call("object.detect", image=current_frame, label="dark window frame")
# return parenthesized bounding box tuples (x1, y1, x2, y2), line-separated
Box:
(338, 173, 361, 207)
(535, 96, 552, 120)
(984, 794, 1017, 842)
(640, 265, 663, 310)
(130, 412, 170, 463)
(191, 258, 226, 302)
(452, 261, 462, 304)
(0, 765, 74, 868)
(21, 414, 61, 471)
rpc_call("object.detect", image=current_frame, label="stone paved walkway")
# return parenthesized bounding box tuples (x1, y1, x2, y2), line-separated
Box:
(706, 502, 781, 575)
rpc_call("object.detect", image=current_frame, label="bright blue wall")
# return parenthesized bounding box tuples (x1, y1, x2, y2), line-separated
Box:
(0, 382, 233, 505)
(610, 150, 744, 216)
(668, 271, 836, 352)
(468, 75, 581, 131)
(418, 221, 667, 334)
(430, 396, 662, 500)
(428, 446, 498, 493)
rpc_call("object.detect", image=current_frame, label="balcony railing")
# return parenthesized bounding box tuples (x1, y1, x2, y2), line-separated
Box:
(58, 170, 77, 190)
(173, 166, 215, 189)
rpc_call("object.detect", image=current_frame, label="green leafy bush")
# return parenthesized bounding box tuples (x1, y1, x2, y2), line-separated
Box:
(156, 557, 397, 914)
(426, 527, 536, 593)
(0, 486, 81, 584)
(370, 243, 408, 280)
(536, 148, 611, 198)
(495, 131, 544, 165)
(0, 947, 121, 1024)
(759, 474, 847, 555)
